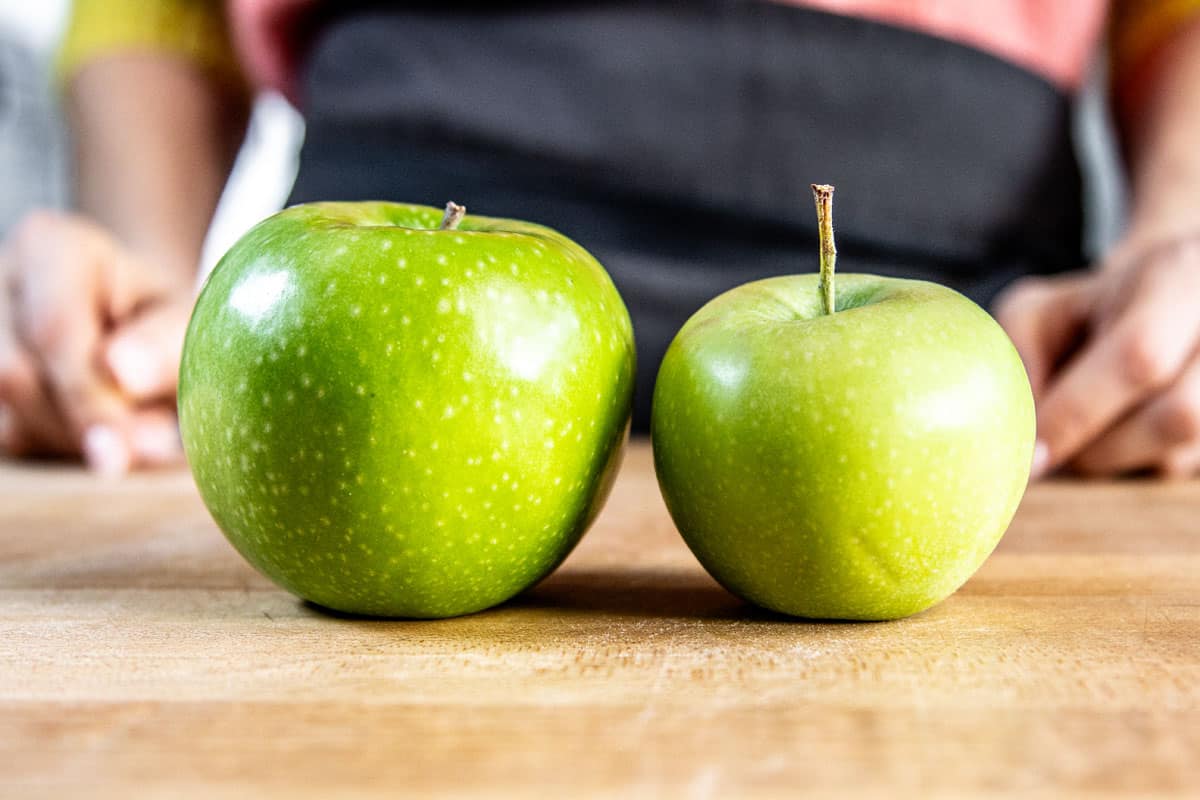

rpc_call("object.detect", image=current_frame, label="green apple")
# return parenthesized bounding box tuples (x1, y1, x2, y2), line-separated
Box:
(651, 185, 1034, 620)
(179, 201, 635, 617)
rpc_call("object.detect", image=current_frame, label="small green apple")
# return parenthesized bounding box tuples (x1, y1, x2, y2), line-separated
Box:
(651, 185, 1034, 620)
(179, 201, 635, 617)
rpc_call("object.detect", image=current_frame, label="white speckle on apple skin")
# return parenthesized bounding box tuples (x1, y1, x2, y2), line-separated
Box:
(652, 273, 1033, 622)
(179, 202, 634, 618)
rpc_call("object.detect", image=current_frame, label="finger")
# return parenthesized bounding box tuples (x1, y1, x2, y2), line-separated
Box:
(1035, 265, 1200, 475)
(1160, 446, 1200, 481)
(26, 319, 134, 465)
(104, 301, 191, 402)
(1072, 354, 1200, 476)
(125, 406, 183, 468)
(993, 275, 1093, 397)
(82, 410, 182, 475)
(0, 246, 30, 457)
(81, 423, 132, 475)
(0, 347, 77, 457)
(1094, 236, 1200, 321)
(0, 403, 14, 455)
(10, 226, 135, 459)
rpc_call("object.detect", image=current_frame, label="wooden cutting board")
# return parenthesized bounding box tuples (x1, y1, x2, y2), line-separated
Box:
(1, 442, 1197, 798)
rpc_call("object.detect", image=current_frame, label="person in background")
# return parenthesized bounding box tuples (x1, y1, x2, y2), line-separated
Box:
(1, 0, 1200, 480)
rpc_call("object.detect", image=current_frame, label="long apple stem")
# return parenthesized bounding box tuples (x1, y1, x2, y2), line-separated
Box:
(811, 184, 836, 315)
(439, 201, 466, 231)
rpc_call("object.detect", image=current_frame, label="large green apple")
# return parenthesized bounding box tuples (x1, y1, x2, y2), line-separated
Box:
(179, 202, 635, 617)
(651, 186, 1034, 620)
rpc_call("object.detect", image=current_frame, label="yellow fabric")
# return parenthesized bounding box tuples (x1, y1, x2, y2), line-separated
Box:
(1111, 0, 1200, 79)
(55, 0, 1200, 90)
(56, 0, 241, 85)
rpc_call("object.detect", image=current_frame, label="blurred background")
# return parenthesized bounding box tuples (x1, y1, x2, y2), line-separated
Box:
(0, 0, 303, 278)
(23, 0, 1200, 474)
(1, 0, 1125, 279)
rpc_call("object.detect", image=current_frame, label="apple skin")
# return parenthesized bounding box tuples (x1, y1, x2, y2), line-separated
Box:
(179, 202, 635, 618)
(651, 274, 1034, 621)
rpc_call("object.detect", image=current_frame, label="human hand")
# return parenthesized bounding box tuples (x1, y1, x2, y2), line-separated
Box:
(0, 211, 193, 474)
(995, 234, 1200, 479)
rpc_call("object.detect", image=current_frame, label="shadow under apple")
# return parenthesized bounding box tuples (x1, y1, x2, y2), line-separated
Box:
(301, 568, 900, 624)
(300, 567, 758, 622)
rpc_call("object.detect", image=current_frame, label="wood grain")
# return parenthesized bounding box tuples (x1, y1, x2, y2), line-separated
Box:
(0, 443, 1197, 798)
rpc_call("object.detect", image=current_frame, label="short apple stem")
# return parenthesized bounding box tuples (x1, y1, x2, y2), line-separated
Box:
(439, 201, 466, 231)
(811, 184, 836, 315)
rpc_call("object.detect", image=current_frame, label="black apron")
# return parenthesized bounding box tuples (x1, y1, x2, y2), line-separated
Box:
(290, 1, 1086, 431)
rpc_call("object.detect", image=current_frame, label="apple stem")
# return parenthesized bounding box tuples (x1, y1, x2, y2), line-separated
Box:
(811, 184, 836, 315)
(439, 201, 466, 231)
